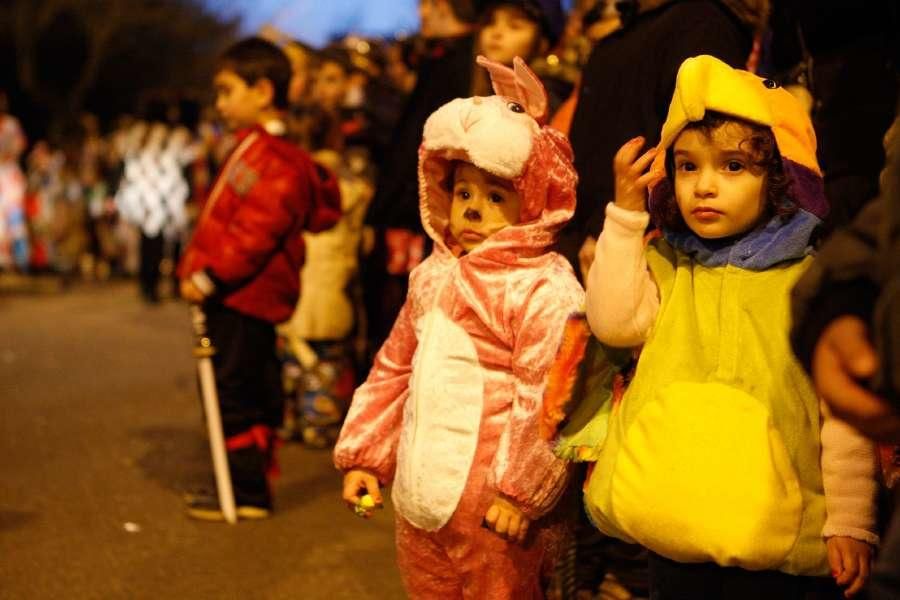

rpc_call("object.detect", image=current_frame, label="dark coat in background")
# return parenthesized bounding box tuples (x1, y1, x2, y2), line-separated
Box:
(361, 34, 476, 358)
(767, 0, 899, 234)
(366, 34, 476, 232)
(791, 112, 900, 408)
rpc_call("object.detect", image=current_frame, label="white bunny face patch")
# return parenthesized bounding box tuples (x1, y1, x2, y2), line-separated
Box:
(422, 95, 539, 180)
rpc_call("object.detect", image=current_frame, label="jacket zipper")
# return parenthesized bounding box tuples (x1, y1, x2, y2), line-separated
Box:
(188, 132, 259, 245)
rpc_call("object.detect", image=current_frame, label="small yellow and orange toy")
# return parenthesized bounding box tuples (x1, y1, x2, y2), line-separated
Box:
(353, 494, 381, 519)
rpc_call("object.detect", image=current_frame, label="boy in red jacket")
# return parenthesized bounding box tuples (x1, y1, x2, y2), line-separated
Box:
(178, 37, 341, 520)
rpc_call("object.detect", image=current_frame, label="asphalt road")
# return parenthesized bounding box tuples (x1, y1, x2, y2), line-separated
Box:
(0, 282, 404, 599)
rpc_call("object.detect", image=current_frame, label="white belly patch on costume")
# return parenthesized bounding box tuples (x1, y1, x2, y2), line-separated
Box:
(393, 308, 484, 531)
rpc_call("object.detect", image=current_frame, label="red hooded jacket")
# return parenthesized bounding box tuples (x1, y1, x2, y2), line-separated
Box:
(179, 125, 341, 323)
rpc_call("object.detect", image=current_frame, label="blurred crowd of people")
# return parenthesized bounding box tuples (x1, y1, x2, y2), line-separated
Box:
(0, 95, 214, 294)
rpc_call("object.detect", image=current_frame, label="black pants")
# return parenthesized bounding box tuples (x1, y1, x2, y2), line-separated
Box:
(139, 233, 163, 302)
(205, 303, 282, 508)
(648, 553, 845, 600)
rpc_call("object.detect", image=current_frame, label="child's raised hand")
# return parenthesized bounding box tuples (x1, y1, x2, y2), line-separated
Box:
(613, 136, 663, 213)
(342, 469, 382, 517)
(826, 536, 873, 597)
(484, 495, 530, 545)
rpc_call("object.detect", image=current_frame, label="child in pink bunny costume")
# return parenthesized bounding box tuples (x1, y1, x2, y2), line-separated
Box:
(334, 56, 583, 598)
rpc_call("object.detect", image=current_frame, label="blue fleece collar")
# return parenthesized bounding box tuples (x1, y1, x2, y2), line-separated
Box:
(663, 209, 820, 270)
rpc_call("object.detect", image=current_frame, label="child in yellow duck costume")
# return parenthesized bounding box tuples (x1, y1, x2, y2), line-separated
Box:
(581, 55, 879, 598)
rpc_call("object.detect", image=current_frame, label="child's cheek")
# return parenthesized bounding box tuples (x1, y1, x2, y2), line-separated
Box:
(673, 184, 692, 216)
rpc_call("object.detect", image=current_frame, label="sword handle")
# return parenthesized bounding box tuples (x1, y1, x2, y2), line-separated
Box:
(190, 305, 216, 358)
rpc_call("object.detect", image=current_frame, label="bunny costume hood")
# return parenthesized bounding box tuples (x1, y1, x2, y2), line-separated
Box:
(419, 55, 578, 262)
(335, 56, 582, 545)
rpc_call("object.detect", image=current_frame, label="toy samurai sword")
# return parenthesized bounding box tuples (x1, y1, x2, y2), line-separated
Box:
(190, 305, 237, 524)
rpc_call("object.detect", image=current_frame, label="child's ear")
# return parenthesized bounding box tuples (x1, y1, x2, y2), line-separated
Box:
(251, 77, 276, 110)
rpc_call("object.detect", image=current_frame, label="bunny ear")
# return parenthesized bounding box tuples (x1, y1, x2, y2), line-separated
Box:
(512, 56, 549, 123)
(477, 55, 518, 97)
(476, 55, 549, 124)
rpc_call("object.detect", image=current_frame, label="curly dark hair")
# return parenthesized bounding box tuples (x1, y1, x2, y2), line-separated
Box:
(650, 111, 796, 232)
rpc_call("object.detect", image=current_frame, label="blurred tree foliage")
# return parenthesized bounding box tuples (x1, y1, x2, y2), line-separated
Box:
(0, 0, 238, 140)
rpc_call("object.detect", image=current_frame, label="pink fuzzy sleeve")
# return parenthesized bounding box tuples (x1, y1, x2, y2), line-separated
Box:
(491, 262, 584, 519)
(585, 203, 659, 347)
(333, 300, 416, 484)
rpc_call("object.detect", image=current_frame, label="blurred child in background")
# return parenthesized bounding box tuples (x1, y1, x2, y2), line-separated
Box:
(279, 104, 373, 448)
(474, 1, 570, 114)
(0, 89, 28, 272)
(177, 37, 341, 520)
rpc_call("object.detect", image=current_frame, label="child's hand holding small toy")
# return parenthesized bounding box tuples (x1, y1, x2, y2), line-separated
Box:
(613, 136, 663, 213)
(484, 496, 529, 545)
(826, 536, 873, 598)
(343, 468, 383, 519)
(180, 279, 206, 304)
